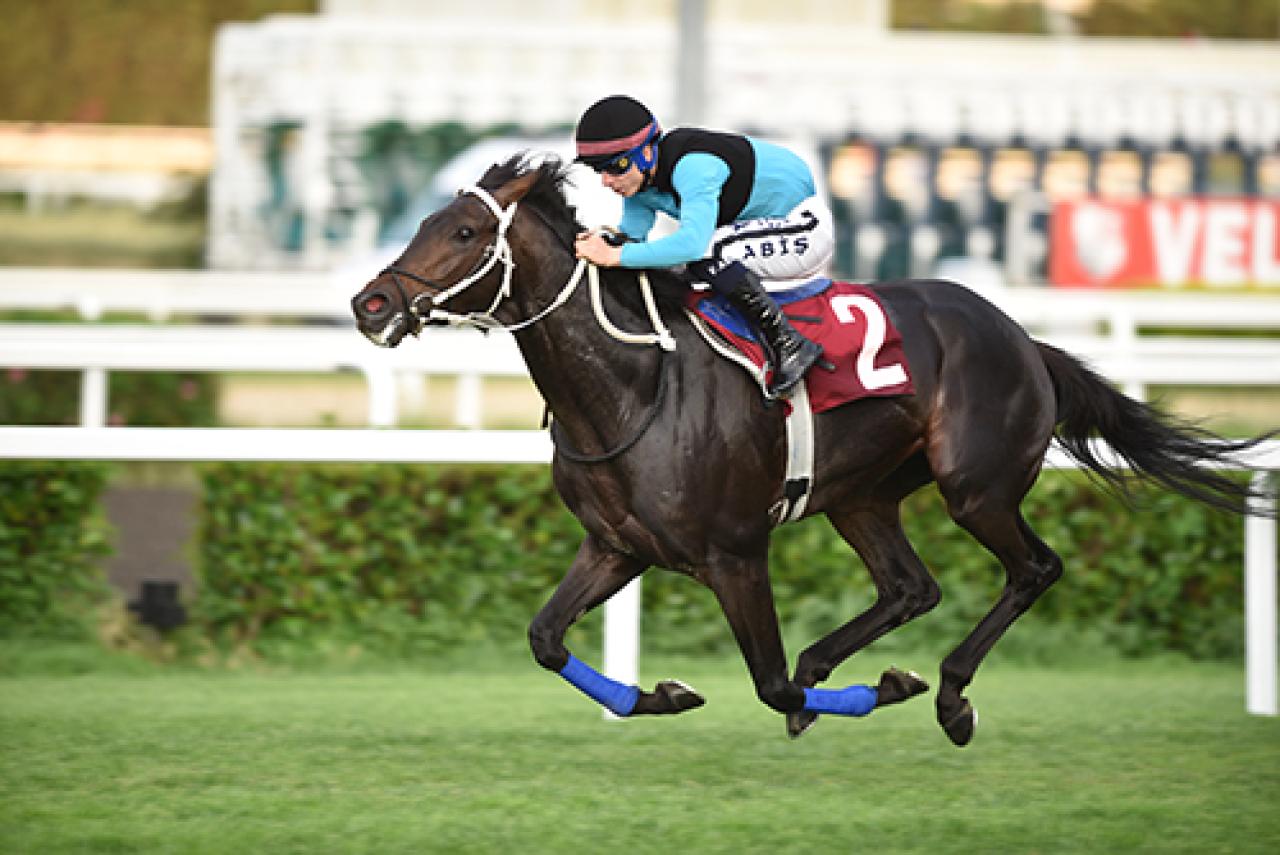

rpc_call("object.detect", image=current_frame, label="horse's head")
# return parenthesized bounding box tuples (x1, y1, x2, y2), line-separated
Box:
(351, 157, 574, 348)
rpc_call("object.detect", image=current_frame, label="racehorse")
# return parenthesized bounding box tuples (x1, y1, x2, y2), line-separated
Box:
(351, 156, 1272, 746)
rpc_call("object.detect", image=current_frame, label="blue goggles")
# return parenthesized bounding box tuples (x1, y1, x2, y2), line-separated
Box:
(592, 130, 659, 176)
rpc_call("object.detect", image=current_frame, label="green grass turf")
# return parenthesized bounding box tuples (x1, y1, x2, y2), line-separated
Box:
(1, 652, 1277, 854)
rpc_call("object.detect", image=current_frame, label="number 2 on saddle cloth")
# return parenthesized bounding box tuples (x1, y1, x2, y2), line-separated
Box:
(686, 278, 914, 409)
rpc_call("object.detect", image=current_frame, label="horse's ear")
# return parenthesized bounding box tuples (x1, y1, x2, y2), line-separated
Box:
(493, 169, 542, 209)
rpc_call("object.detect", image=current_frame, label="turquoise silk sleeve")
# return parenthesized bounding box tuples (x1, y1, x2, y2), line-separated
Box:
(619, 152, 729, 269)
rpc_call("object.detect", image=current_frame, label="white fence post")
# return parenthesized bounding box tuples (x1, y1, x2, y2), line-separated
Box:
(1111, 307, 1146, 400)
(1245, 472, 1278, 716)
(455, 374, 483, 430)
(363, 367, 398, 427)
(602, 577, 642, 721)
(80, 367, 108, 428)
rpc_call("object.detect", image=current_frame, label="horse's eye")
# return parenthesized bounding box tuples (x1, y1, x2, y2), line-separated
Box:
(456, 226, 475, 241)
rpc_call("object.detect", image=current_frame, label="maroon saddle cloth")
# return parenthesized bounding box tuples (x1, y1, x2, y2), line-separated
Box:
(685, 278, 915, 412)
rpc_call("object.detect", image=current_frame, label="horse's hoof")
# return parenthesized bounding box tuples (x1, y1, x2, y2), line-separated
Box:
(941, 699, 977, 747)
(787, 710, 818, 739)
(875, 667, 930, 707)
(655, 679, 705, 714)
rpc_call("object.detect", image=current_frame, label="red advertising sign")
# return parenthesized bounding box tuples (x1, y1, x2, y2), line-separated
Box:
(1050, 199, 1280, 289)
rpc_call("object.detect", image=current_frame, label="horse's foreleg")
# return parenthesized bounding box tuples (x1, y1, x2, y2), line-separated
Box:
(529, 536, 704, 717)
(786, 504, 938, 736)
(705, 552, 880, 723)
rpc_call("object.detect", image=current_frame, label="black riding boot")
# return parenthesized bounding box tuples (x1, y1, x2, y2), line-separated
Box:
(721, 270, 823, 399)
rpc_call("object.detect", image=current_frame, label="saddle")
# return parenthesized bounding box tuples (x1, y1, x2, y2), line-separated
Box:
(685, 277, 915, 524)
(684, 278, 914, 412)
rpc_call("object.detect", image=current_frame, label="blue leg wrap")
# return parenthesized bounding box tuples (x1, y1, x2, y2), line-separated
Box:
(803, 684, 877, 717)
(559, 655, 639, 717)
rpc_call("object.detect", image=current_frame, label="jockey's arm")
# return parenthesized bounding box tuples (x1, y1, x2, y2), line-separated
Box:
(617, 203, 656, 243)
(617, 153, 728, 269)
(573, 190, 656, 268)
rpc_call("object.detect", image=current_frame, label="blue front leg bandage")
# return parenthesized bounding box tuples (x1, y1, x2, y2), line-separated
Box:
(559, 655, 640, 717)
(803, 684, 877, 717)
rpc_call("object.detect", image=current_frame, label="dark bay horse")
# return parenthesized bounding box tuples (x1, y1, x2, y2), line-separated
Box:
(351, 156, 1271, 746)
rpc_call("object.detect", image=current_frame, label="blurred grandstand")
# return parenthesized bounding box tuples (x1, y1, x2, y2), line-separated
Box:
(200, 2, 1280, 287)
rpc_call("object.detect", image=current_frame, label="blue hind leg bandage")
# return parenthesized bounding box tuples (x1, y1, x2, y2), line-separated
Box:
(803, 684, 877, 717)
(559, 655, 640, 717)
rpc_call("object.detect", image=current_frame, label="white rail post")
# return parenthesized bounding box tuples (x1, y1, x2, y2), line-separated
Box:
(363, 367, 398, 427)
(1111, 307, 1145, 400)
(1245, 471, 1278, 716)
(455, 373, 483, 429)
(602, 577, 641, 721)
(80, 367, 108, 427)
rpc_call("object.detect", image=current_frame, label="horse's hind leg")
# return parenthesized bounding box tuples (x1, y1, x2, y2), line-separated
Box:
(528, 535, 704, 717)
(787, 501, 939, 737)
(934, 500, 1063, 746)
(924, 324, 1062, 745)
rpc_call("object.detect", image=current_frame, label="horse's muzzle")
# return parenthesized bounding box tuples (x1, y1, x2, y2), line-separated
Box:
(352, 286, 407, 348)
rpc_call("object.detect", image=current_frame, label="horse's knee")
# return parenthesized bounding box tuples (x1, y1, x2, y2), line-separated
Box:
(880, 576, 941, 627)
(899, 576, 941, 621)
(755, 676, 805, 714)
(1034, 554, 1063, 590)
(1009, 551, 1063, 606)
(527, 619, 568, 672)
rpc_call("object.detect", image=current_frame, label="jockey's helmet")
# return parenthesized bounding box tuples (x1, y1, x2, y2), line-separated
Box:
(574, 95, 661, 173)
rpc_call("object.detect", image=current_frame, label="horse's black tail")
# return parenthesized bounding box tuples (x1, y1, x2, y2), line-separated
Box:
(1035, 340, 1276, 518)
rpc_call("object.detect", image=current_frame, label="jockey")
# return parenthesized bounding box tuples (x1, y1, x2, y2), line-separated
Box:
(572, 94, 833, 400)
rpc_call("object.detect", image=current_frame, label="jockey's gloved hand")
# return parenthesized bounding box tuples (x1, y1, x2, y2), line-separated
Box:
(599, 227, 636, 248)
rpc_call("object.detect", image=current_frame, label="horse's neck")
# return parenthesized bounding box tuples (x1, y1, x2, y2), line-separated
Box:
(512, 264, 668, 446)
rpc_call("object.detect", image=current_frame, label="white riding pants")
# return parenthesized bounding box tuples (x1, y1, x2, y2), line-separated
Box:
(703, 195, 835, 291)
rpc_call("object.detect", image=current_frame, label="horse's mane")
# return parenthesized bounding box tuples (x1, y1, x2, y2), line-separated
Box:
(480, 153, 688, 314)
(479, 154, 582, 245)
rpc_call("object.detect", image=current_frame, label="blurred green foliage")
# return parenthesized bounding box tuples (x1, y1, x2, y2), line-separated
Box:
(0, 462, 112, 639)
(196, 463, 584, 656)
(0, 1, 315, 125)
(195, 463, 1254, 661)
(356, 120, 519, 238)
(0, 364, 218, 428)
(892, 0, 1280, 38)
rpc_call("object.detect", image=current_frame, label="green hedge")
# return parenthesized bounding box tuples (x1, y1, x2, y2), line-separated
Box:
(0, 462, 112, 638)
(197, 463, 1254, 661)
(1, 367, 217, 427)
(197, 464, 584, 656)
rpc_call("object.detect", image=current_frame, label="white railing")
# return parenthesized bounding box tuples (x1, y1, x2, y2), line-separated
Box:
(0, 323, 526, 429)
(3, 269, 1280, 429)
(6, 320, 1278, 429)
(6, 268, 1280, 327)
(0, 426, 1276, 717)
(0, 267, 345, 321)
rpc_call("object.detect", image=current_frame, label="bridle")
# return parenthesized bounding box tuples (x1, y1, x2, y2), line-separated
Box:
(380, 184, 587, 337)
(378, 183, 675, 351)
(377, 180, 678, 462)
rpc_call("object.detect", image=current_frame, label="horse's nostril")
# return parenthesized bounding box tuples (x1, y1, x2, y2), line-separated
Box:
(365, 294, 387, 314)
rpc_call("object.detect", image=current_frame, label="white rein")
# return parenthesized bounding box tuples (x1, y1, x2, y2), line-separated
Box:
(405, 184, 676, 351)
